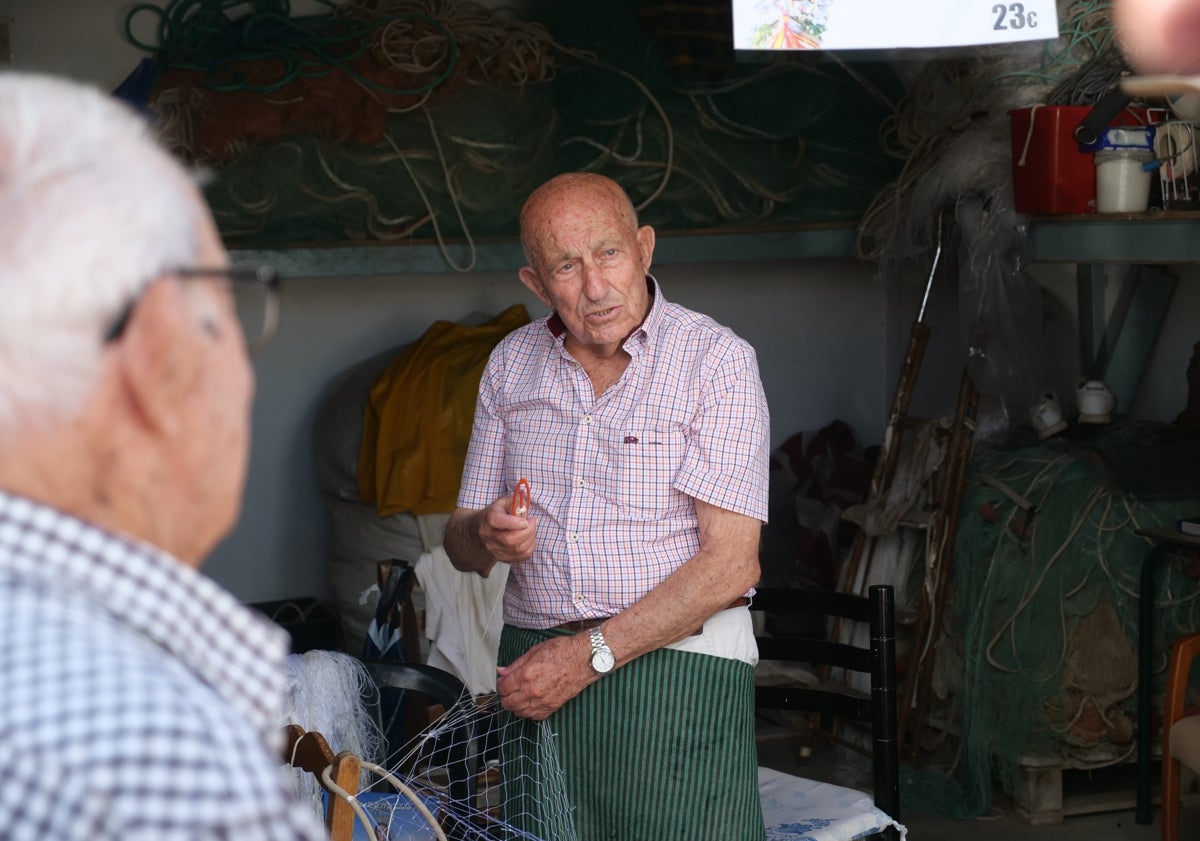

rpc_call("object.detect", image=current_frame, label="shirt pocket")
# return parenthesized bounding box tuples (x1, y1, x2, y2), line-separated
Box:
(617, 427, 688, 520)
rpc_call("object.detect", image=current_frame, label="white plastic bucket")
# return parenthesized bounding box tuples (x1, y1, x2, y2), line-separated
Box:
(1094, 149, 1154, 212)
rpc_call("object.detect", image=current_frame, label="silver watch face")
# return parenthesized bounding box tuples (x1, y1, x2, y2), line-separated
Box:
(591, 647, 615, 674)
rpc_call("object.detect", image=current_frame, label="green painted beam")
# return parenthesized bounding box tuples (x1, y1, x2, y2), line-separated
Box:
(229, 226, 860, 277)
(1027, 215, 1200, 263)
(229, 214, 1200, 275)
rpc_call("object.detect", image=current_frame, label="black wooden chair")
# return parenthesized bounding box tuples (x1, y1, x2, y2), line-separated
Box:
(751, 584, 900, 840)
(361, 659, 479, 833)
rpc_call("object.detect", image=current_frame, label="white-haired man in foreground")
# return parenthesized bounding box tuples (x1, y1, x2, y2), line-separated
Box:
(0, 73, 326, 840)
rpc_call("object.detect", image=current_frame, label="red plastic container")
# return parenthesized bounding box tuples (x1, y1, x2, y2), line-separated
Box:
(1009, 106, 1157, 215)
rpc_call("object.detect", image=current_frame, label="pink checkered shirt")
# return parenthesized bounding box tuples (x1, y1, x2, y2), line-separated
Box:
(457, 277, 770, 630)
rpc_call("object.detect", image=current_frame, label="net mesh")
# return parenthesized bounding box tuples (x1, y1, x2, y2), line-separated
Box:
(364, 692, 578, 841)
(902, 423, 1200, 819)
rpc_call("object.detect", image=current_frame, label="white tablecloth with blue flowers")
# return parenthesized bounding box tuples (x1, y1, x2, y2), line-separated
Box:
(759, 766, 907, 841)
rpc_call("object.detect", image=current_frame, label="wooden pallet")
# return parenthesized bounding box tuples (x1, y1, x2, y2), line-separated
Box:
(1013, 753, 1149, 826)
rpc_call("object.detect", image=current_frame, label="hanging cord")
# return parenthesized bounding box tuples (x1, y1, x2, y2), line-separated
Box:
(985, 473, 1100, 674)
(382, 113, 477, 272)
(550, 43, 675, 212)
(1016, 103, 1042, 167)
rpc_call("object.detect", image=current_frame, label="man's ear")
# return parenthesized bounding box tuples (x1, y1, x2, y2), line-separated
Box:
(636, 225, 656, 273)
(114, 280, 194, 438)
(518, 265, 553, 308)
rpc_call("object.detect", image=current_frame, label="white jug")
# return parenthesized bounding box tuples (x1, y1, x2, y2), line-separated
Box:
(1076, 379, 1116, 423)
(1030, 389, 1068, 439)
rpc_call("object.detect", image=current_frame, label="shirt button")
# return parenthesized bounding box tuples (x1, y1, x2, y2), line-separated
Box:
(574, 593, 585, 603)
(576, 477, 585, 487)
(583, 415, 592, 425)
(569, 533, 579, 542)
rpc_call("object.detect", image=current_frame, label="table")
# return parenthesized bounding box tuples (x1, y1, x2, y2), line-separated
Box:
(1134, 525, 1200, 824)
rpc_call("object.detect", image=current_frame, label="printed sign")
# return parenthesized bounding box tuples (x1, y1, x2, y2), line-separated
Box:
(733, 0, 1060, 51)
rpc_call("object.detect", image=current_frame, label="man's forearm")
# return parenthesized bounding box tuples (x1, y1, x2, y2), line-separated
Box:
(603, 548, 758, 664)
(600, 502, 761, 668)
(443, 507, 497, 577)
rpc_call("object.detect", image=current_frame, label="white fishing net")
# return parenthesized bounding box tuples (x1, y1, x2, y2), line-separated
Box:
(355, 692, 578, 841)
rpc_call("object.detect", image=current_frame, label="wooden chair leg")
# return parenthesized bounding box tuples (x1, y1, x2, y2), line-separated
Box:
(1162, 633, 1200, 841)
(1163, 754, 1180, 841)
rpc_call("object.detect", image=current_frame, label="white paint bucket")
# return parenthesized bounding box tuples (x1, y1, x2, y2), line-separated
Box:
(1094, 149, 1155, 212)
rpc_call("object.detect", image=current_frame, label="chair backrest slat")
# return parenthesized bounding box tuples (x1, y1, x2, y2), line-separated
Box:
(281, 725, 361, 841)
(751, 584, 900, 838)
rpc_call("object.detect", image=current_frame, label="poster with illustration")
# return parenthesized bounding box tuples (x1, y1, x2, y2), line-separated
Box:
(733, 0, 1060, 51)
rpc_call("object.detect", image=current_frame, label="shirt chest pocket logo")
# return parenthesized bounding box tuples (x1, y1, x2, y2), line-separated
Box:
(617, 429, 687, 520)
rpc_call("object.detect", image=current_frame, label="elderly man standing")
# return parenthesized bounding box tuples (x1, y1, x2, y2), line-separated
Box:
(0, 74, 326, 840)
(445, 172, 770, 840)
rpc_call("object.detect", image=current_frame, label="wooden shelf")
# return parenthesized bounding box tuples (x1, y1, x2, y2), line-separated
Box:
(1024, 211, 1200, 264)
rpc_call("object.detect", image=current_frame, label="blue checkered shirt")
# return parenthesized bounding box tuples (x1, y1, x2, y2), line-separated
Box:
(0, 491, 329, 840)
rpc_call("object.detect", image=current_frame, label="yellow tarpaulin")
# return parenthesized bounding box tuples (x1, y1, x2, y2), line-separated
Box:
(358, 304, 531, 516)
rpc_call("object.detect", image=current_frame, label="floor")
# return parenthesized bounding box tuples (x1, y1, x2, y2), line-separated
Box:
(755, 721, 1200, 840)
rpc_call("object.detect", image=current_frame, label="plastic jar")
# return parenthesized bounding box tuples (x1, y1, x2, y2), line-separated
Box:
(1094, 149, 1155, 213)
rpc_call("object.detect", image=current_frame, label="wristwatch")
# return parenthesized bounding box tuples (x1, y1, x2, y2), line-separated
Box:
(588, 627, 615, 674)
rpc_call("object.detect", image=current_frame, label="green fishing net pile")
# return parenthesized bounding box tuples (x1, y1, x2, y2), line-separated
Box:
(132, 0, 902, 249)
(902, 423, 1200, 818)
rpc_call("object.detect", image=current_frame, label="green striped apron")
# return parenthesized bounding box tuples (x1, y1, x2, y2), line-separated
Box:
(496, 625, 765, 841)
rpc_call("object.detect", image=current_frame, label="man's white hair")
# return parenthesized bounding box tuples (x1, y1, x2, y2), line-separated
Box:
(0, 73, 203, 439)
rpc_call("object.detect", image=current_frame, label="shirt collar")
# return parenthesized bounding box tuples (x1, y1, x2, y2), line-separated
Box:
(0, 490, 290, 745)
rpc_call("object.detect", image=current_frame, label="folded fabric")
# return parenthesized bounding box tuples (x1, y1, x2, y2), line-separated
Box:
(358, 304, 530, 516)
(416, 545, 507, 695)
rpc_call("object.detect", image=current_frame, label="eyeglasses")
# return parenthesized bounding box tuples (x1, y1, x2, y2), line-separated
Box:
(104, 264, 282, 353)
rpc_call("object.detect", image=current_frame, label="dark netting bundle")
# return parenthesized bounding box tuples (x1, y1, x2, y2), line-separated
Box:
(130, 0, 901, 253)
